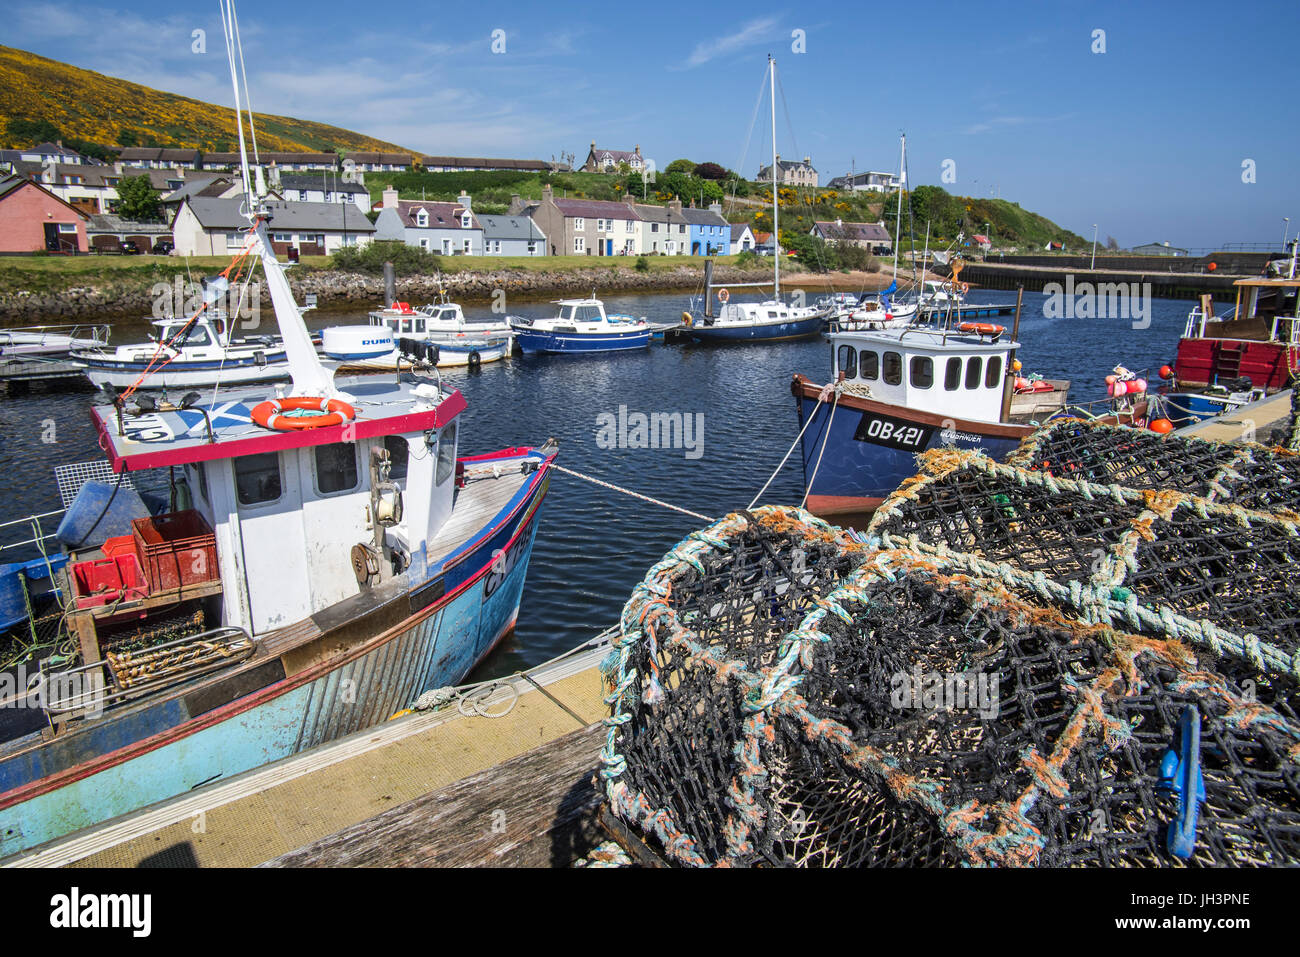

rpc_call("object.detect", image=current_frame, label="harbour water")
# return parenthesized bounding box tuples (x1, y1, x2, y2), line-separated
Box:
(0, 287, 1194, 679)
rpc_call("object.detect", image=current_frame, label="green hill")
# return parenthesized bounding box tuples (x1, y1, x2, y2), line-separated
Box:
(0, 45, 415, 155)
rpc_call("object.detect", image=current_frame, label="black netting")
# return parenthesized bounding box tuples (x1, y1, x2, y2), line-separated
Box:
(601, 509, 1300, 868)
(1008, 419, 1300, 512)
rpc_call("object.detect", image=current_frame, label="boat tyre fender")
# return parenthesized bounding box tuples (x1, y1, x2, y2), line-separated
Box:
(428, 343, 440, 366)
(468, 349, 481, 370)
(252, 396, 357, 431)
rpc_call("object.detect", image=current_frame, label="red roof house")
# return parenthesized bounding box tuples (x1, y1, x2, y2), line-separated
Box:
(0, 173, 89, 253)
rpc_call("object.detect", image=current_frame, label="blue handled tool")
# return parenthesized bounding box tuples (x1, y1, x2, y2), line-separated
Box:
(1159, 705, 1206, 860)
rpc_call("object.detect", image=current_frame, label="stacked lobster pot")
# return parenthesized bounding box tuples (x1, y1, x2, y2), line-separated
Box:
(595, 421, 1300, 867)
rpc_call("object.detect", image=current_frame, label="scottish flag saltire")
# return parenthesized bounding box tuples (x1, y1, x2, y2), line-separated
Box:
(881, 279, 897, 311)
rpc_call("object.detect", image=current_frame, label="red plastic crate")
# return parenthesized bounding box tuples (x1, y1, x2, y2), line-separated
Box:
(131, 510, 219, 592)
(72, 554, 149, 609)
(101, 534, 137, 561)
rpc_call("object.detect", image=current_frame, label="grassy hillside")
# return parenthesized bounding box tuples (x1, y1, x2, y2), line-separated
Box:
(0, 45, 414, 154)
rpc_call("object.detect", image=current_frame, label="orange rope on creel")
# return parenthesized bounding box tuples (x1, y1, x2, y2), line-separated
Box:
(118, 230, 259, 403)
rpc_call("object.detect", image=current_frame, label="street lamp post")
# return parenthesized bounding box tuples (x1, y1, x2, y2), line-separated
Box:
(1091, 224, 1098, 270)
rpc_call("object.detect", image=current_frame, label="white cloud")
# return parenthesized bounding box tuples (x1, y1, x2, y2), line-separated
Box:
(682, 17, 779, 68)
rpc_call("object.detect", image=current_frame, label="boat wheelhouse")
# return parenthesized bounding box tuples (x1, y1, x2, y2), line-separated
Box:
(73, 313, 291, 390)
(791, 321, 1076, 518)
(369, 300, 512, 341)
(509, 298, 651, 354)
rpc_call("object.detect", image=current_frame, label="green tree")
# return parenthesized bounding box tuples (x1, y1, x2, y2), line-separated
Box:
(115, 175, 163, 222)
(665, 158, 696, 175)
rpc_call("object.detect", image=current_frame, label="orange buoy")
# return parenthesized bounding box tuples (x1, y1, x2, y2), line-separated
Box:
(1207, 262, 1217, 272)
(252, 396, 356, 431)
(1011, 359, 1022, 372)
(1159, 365, 1174, 379)
(1149, 418, 1175, 434)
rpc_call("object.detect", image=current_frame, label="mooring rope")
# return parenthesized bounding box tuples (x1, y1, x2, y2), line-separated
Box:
(748, 381, 836, 510)
(549, 463, 715, 523)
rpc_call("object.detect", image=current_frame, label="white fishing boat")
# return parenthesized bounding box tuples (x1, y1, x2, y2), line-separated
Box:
(322, 325, 511, 371)
(369, 299, 512, 339)
(681, 57, 827, 342)
(0, 0, 557, 859)
(73, 308, 292, 390)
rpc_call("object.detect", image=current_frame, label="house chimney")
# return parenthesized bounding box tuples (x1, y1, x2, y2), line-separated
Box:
(590, 140, 596, 149)
(708, 202, 722, 215)
(509, 192, 523, 214)
(542, 183, 554, 202)
(635, 145, 640, 155)
(382, 186, 399, 209)
(668, 198, 683, 215)
(457, 192, 471, 210)
(804, 155, 810, 165)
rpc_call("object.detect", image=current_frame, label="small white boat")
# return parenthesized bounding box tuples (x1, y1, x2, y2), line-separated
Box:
(0, 324, 110, 358)
(73, 314, 290, 390)
(321, 326, 510, 371)
(369, 300, 512, 339)
(509, 298, 653, 354)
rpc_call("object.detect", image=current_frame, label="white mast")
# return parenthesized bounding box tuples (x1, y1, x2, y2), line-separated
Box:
(220, 0, 335, 398)
(892, 133, 905, 285)
(770, 55, 779, 300)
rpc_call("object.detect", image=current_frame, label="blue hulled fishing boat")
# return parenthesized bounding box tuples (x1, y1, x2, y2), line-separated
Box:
(509, 298, 652, 354)
(0, 2, 556, 860)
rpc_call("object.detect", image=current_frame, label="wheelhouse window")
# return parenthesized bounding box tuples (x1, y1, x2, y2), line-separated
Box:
(309, 443, 355, 495)
(859, 350, 879, 380)
(965, 356, 983, 390)
(235, 453, 282, 506)
(435, 422, 457, 486)
(837, 344, 857, 379)
(177, 326, 211, 347)
(383, 435, 410, 480)
(944, 357, 961, 391)
(882, 351, 902, 386)
(910, 355, 934, 389)
(985, 355, 1003, 389)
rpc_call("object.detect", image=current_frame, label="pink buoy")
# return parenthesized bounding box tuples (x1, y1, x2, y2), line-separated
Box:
(1105, 374, 1117, 385)
(1133, 378, 1148, 393)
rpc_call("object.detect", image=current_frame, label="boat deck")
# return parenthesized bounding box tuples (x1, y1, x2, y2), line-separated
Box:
(1176, 388, 1294, 443)
(5, 638, 609, 867)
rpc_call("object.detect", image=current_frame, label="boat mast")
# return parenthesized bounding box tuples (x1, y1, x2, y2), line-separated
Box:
(220, 0, 335, 398)
(892, 134, 905, 285)
(770, 55, 779, 300)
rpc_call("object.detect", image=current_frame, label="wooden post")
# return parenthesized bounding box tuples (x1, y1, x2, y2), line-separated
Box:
(999, 285, 1024, 422)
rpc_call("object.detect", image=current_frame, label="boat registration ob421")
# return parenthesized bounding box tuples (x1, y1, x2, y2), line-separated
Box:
(853, 412, 933, 452)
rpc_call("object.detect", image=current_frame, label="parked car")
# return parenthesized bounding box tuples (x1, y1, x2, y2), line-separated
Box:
(152, 239, 174, 255)
(119, 240, 141, 255)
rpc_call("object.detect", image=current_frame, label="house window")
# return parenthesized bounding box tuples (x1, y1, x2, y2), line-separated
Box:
(235, 452, 282, 506)
(226, 232, 244, 250)
(57, 223, 77, 234)
(651, 223, 659, 233)
(489, 240, 501, 253)
(965, 356, 983, 390)
(944, 357, 961, 391)
(985, 356, 1003, 389)
(415, 210, 428, 227)
(882, 351, 903, 385)
(463, 238, 471, 253)
(574, 237, 585, 253)
(527, 241, 537, 254)
(836, 344, 857, 379)
(910, 356, 933, 389)
(461, 214, 471, 228)
(435, 422, 457, 486)
(419, 238, 430, 250)
(573, 218, 584, 231)
(314, 443, 359, 495)
(626, 220, 634, 232)
(859, 350, 879, 380)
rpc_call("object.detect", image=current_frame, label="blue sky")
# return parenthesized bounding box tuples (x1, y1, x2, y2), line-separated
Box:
(7, 0, 1298, 249)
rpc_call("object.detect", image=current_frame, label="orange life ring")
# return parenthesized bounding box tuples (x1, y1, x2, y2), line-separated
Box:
(251, 396, 356, 431)
(717, 288, 730, 303)
(960, 282, 970, 294)
(958, 322, 1005, 336)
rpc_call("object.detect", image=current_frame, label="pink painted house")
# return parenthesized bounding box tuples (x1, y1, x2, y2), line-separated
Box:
(0, 173, 89, 253)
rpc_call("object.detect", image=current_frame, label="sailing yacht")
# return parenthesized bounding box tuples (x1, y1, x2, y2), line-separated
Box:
(683, 56, 827, 342)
